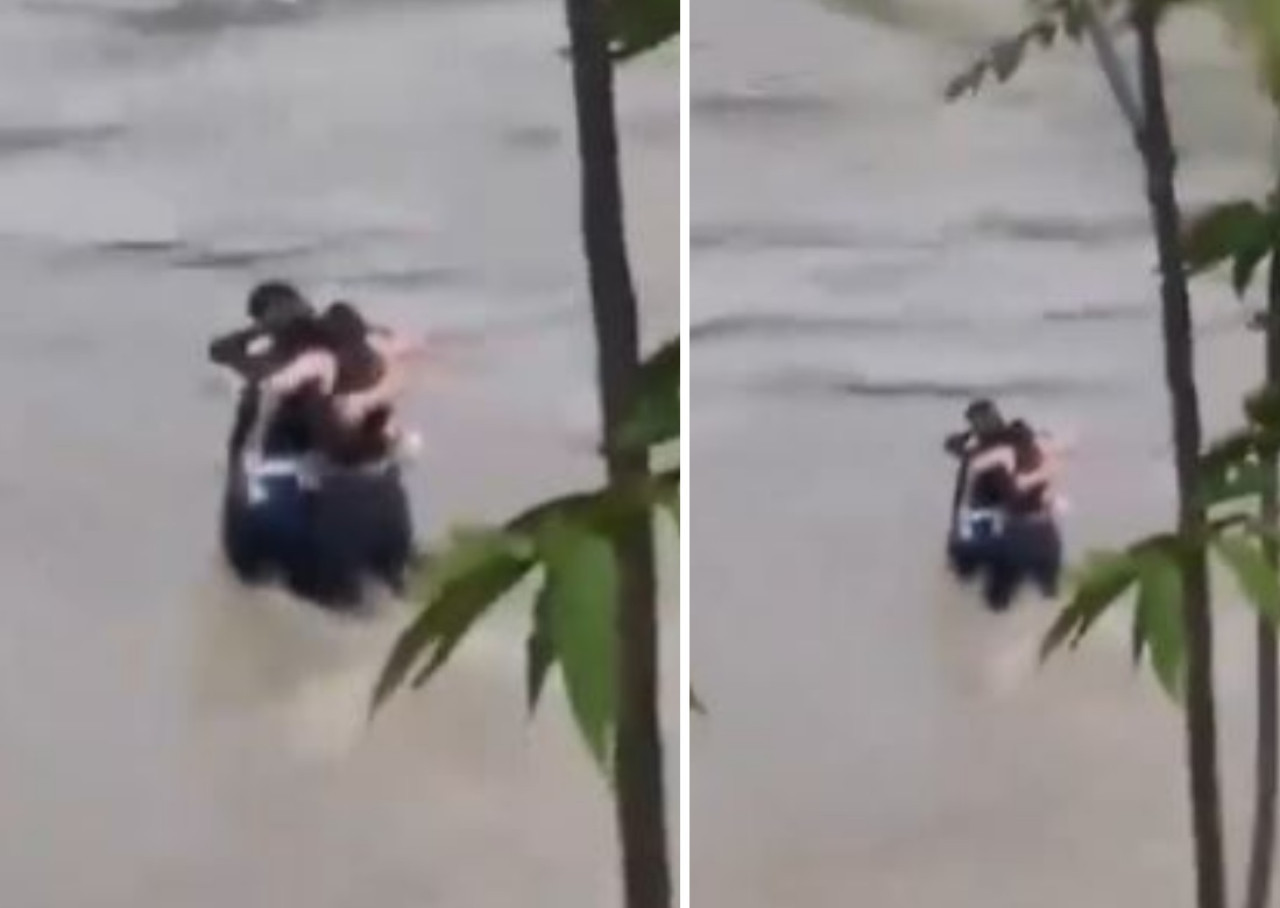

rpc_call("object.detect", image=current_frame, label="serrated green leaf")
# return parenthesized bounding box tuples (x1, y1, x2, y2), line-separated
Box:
(1200, 460, 1271, 510)
(1234, 240, 1273, 296)
(944, 63, 986, 101)
(1135, 549, 1186, 701)
(1041, 550, 1140, 661)
(1201, 426, 1259, 474)
(652, 468, 680, 528)
(991, 37, 1025, 81)
(526, 583, 555, 714)
(1130, 604, 1147, 665)
(539, 519, 619, 771)
(1247, 384, 1280, 429)
(1031, 18, 1058, 47)
(507, 492, 598, 536)
(1182, 200, 1271, 276)
(410, 526, 535, 602)
(616, 338, 680, 453)
(1215, 532, 1280, 624)
(610, 0, 679, 60)
(1061, 1, 1085, 39)
(372, 534, 537, 712)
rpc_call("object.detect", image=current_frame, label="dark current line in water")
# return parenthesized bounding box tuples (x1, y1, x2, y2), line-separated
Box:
(753, 369, 1114, 403)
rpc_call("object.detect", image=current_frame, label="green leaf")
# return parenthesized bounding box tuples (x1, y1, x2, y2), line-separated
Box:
(1059, 0, 1085, 39)
(1234, 241, 1273, 296)
(1030, 18, 1058, 47)
(610, 0, 679, 61)
(616, 338, 680, 453)
(1201, 426, 1259, 474)
(1041, 550, 1140, 661)
(1201, 460, 1272, 510)
(1181, 199, 1271, 277)
(539, 519, 620, 770)
(991, 37, 1026, 81)
(507, 492, 599, 537)
(1215, 532, 1280, 624)
(372, 531, 537, 712)
(945, 1, 1106, 102)
(409, 527, 534, 601)
(526, 584, 556, 714)
(1246, 384, 1280, 430)
(652, 467, 680, 528)
(1134, 548, 1186, 701)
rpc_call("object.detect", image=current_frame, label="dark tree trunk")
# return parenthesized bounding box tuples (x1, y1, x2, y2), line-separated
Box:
(1132, 6, 1227, 908)
(1244, 232, 1280, 908)
(561, 0, 671, 905)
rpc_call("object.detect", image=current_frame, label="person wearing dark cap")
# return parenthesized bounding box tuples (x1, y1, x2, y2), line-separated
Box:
(944, 398, 1011, 579)
(944, 398, 1006, 458)
(944, 399, 1023, 606)
(207, 282, 316, 589)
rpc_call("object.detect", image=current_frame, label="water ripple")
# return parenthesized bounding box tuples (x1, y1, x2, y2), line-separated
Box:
(0, 123, 123, 157)
(759, 369, 1111, 402)
(692, 313, 924, 344)
(343, 265, 466, 290)
(959, 211, 1149, 247)
(24, 0, 315, 36)
(691, 88, 842, 125)
(693, 220, 933, 254)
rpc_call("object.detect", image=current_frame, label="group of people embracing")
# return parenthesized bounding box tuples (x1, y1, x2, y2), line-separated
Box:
(944, 399, 1066, 611)
(208, 280, 424, 612)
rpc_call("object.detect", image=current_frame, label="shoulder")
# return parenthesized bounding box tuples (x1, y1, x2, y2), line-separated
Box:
(970, 445, 1014, 471)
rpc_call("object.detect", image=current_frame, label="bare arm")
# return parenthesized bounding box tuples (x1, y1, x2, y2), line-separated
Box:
(263, 349, 337, 397)
(209, 326, 277, 381)
(1014, 448, 1059, 492)
(368, 328, 427, 362)
(1036, 431, 1073, 458)
(335, 353, 409, 422)
(969, 446, 1015, 475)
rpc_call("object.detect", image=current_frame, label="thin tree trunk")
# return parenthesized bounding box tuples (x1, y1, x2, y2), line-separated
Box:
(1243, 235, 1280, 908)
(1132, 6, 1227, 908)
(561, 0, 671, 905)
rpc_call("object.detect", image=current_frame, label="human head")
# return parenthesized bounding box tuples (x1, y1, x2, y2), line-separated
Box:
(964, 398, 1005, 439)
(247, 281, 312, 328)
(319, 301, 369, 348)
(1007, 419, 1041, 468)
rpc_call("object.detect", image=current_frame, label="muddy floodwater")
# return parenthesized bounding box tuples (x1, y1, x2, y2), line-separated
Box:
(692, 0, 1280, 905)
(0, 1, 677, 905)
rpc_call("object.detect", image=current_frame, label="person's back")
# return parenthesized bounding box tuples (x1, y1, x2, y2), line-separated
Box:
(313, 301, 397, 467)
(1006, 420, 1053, 517)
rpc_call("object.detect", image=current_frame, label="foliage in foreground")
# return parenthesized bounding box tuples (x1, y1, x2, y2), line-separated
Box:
(944, 0, 1280, 702)
(371, 338, 680, 774)
(1038, 194, 1280, 699)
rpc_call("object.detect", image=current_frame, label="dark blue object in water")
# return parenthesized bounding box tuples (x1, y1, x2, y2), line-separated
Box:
(219, 462, 415, 612)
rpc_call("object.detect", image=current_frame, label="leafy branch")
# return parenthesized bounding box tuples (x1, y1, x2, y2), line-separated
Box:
(610, 0, 679, 60)
(1041, 383, 1280, 700)
(1182, 198, 1280, 296)
(371, 339, 681, 775)
(944, 0, 1122, 101)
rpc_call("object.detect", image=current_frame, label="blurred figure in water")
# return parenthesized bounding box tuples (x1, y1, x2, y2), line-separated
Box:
(208, 282, 422, 612)
(945, 401, 1066, 611)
